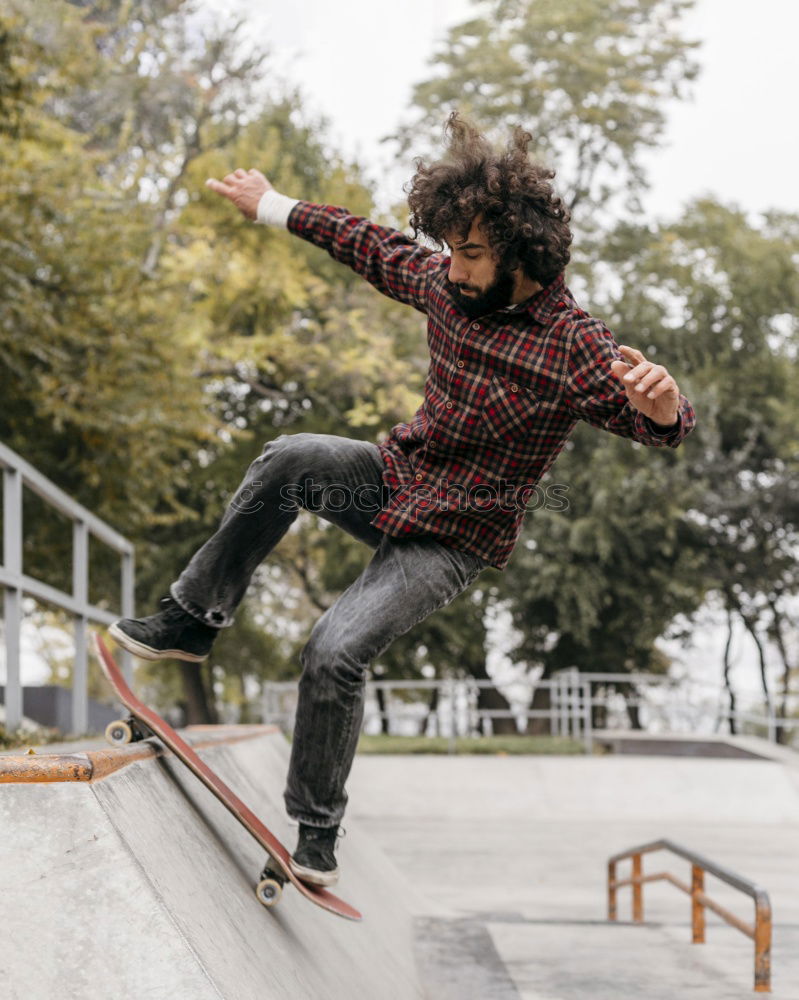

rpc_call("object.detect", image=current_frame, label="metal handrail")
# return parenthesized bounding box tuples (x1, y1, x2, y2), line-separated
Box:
(262, 676, 594, 751)
(607, 838, 772, 992)
(262, 671, 798, 753)
(0, 442, 135, 733)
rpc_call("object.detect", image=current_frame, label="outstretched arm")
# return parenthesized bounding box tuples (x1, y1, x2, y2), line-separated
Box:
(564, 319, 695, 447)
(205, 167, 436, 314)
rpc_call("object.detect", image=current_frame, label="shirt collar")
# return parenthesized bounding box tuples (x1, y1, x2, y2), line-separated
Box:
(500, 274, 567, 326)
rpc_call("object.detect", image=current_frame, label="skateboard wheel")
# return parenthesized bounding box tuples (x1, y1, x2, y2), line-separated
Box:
(105, 719, 133, 745)
(255, 876, 283, 907)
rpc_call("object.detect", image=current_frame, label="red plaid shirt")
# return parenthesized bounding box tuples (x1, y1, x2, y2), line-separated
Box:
(288, 202, 696, 570)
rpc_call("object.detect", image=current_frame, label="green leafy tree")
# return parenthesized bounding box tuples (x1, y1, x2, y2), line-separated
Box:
(1, 2, 429, 721)
(395, 0, 699, 216)
(385, 0, 703, 729)
(510, 199, 799, 731)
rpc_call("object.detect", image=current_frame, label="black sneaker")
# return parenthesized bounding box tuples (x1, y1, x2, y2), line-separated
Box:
(289, 823, 341, 887)
(109, 596, 218, 663)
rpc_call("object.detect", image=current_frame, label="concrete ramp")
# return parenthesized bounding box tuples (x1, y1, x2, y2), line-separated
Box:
(0, 726, 425, 1000)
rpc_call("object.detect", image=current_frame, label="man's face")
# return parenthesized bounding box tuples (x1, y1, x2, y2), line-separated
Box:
(445, 216, 516, 318)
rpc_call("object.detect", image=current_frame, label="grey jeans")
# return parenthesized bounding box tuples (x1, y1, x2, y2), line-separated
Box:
(171, 433, 487, 827)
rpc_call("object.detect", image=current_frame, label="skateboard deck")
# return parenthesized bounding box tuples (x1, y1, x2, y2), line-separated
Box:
(93, 633, 361, 921)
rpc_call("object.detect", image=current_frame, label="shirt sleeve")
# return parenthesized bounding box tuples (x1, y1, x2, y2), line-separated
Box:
(286, 200, 437, 314)
(563, 318, 696, 448)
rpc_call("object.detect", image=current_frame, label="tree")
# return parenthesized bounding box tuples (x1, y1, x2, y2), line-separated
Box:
(586, 201, 799, 733)
(395, 0, 699, 217)
(1, 2, 430, 721)
(385, 0, 704, 727)
(398, 0, 799, 741)
(0, 0, 225, 543)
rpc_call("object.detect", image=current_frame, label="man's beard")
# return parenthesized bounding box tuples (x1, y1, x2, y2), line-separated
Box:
(451, 266, 516, 319)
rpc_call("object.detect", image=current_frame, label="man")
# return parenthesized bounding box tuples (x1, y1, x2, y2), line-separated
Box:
(110, 113, 696, 887)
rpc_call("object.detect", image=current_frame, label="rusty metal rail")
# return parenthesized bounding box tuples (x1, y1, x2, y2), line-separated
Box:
(608, 838, 772, 992)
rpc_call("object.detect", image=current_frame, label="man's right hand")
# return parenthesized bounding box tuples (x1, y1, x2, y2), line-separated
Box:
(205, 168, 271, 220)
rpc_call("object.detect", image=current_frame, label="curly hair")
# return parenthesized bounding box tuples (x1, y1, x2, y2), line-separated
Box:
(406, 112, 572, 287)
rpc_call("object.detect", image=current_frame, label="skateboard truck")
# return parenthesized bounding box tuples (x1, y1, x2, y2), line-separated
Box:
(256, 864, 288, 906)
(105, 715, 154, 746)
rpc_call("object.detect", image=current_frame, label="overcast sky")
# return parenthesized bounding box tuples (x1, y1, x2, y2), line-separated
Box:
(203, 0, 799, 219)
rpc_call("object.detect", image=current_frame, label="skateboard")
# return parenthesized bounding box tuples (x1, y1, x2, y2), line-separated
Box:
(93, 634, 361, 921)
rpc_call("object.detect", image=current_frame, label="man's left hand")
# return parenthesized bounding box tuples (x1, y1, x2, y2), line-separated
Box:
(610, 345, 680, 427)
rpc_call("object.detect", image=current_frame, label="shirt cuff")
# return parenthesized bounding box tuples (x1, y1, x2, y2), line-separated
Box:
(256, 190, 299, 227)
(643, 414, 680, 437)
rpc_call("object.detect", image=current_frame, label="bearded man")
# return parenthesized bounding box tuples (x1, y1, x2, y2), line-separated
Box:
(110, 114, 696, 887)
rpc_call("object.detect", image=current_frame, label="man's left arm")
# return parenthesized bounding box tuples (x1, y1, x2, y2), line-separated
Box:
(563, 318, 696, 448)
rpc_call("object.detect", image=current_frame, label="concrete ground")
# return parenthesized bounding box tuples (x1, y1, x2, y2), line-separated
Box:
(3, 728, 796, 998)
(348, 746, 799, 999)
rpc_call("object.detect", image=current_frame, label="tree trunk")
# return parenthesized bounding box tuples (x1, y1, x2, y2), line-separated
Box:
(375, 685, 390, 734)
(476, 684, 518, 734)
(179, 662, 218, 724)
(238, 672, 253, 724)
(624, 690, 644, 731)
(767, 599, 793, 746)
(740, 611, 772, 738)
(468, 657, 518, 734)
(421, 685, 439, 736)
(523, 683, 552, 736)
(721, 604, 737, 735)
(590, 684, 608, 730)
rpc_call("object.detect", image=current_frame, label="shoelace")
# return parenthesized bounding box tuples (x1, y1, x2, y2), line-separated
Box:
(302, 825, 345, 843)
(159, 597, 185, 620)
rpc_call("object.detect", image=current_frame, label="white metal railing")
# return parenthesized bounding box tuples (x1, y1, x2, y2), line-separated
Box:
(262, 674, 594, 752)
(716, 709, 799, 743)
(579, 672, 799, 745)
(261, 669, 798, 752)
(0, 441, 134, 733)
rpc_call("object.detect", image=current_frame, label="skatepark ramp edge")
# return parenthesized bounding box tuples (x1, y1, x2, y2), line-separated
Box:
(0, 724, 427, 1000)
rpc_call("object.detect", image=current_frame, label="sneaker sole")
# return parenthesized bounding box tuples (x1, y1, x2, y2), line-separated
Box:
(108, 623, 208, 663)
(289, 858, 340, 888)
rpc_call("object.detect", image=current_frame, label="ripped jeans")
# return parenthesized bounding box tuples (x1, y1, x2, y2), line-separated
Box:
(171, 433, 487, 826)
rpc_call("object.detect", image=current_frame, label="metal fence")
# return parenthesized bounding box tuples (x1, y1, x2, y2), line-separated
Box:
(263, 673, 594, 752)
(3, 435, 794, 749)
(0, 442, 134, 733)
(261, 668, 799, 751)
(577, 670, 799, 745)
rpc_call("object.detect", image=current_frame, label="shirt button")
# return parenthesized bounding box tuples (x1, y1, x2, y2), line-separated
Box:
(415, 473, 423, 482)
(510, 383, 519, 393)
(456, 360, 465, 368)
(445, 400, 453, 409)
(471, 322, 481, 331)
(429, 441, 436, 449)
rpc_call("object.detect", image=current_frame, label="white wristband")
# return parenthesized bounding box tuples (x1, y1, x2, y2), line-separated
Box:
(256, 189, 299, 227)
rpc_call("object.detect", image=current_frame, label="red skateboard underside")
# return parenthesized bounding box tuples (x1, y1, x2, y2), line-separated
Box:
(93, 633, 361, 921)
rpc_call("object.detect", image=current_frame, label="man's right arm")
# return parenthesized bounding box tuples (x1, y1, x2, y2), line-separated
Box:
(206, 168, 436, 314)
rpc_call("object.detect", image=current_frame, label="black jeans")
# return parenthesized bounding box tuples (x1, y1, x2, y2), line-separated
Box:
(171, 433, 487, 826)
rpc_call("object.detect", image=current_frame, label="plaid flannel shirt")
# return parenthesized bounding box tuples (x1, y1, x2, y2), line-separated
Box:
(288, 201, 696, 570)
